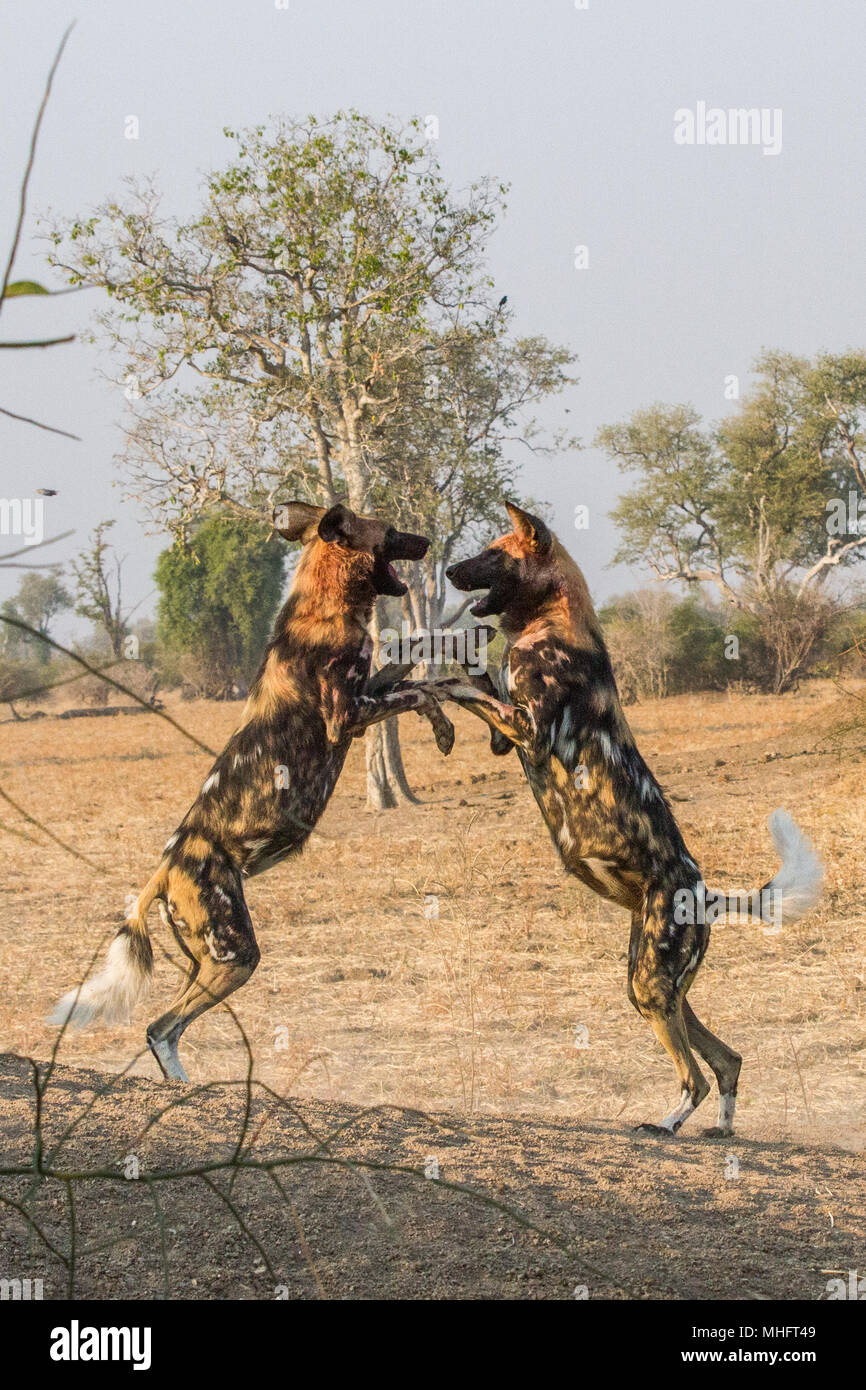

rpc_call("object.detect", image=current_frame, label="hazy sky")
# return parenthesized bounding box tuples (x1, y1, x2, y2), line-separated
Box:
(3, 0, 866, 636)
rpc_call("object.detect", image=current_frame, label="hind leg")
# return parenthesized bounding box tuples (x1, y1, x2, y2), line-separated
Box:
(628, 894, 711, 1135)
(147, 861, 260, 1082)
(149, 912, 199, 1081)
(634, 1004, 710, 1134)
(682, 999, 742, 1137)
(147, 953, 259, 1081)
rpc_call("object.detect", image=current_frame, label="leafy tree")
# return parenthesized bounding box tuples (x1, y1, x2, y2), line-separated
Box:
(48, 111, 574, 803)
(598, 589, 678, 701)
(154, 515, 285, 698)
(367, 321, 575, 629)
(597, 351, 866, 692)
(0, 572, 71, 663)
(667, 591, 730, 690)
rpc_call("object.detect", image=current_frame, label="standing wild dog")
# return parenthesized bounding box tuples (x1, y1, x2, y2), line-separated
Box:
(430, 502, 822, 1136)
(49, 501, 453, 1081)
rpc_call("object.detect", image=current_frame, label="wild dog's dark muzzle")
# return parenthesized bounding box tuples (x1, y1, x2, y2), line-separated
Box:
(374, 531, 429, 596)
(447, 549, 514, 617)
(447, 550, 499, 592)
(389, 531, 429, 562)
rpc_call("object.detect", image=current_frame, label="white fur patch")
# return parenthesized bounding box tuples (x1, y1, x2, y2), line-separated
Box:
(660, 1088, 695, 1133)
(47, 934, 151, 1029)
(675, 948, 701, 990)
(761, 809, 823, 925)
(582, 857, 619, 893)
(640, 776, 659, 804)
(559, 821, 576, 851)
(594, 730, 621, 765)
(553, 706, 579, 761)
(204, 930, 236, 963)
(150, 1037, 190, 1083)
(716, 1093, 736, 1132)
(201, 771, 220, 794)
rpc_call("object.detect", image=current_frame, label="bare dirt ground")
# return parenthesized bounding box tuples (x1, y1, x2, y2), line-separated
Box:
(1, 682, 864, 1298)
(2, 1053, 864, 1300)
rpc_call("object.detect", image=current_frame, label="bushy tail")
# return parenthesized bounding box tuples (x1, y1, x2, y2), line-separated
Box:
(760, 808, 824, 924)
(47, 865, 166, 1028)
(721, 809, 822, 929)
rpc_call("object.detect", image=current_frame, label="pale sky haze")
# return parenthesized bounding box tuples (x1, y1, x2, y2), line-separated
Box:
(2, 0, 866, 634)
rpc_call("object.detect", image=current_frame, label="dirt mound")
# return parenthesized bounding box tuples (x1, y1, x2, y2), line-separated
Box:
(1, 1053, 862, 1301)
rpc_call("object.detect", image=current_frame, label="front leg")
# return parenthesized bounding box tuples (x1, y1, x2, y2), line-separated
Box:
(347, 684, 455, 756)
(426, 678, 544, 764)
(459, 670, 514, 756)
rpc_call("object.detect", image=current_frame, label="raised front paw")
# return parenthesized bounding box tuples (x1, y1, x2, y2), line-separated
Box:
(416, 693, 455, 755)
(433, 712, 455, 756)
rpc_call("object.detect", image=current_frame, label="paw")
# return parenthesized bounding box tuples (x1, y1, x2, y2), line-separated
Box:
(701, 1125, 733, 1139)
(427, 705, 455, 755)
(434, 719, 455, 756)
(633, 1122, 676, 1137)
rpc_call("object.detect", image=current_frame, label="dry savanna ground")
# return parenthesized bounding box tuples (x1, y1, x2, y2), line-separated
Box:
(0, 680, 864, 1299)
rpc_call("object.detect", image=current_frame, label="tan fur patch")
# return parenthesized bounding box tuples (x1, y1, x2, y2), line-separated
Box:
(164, 867, 208, 931)
(242, 650, 304, 724)
(180, 834, 213, 861)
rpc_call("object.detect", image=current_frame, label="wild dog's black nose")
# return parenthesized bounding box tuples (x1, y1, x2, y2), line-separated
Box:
(445, 564, 457, 580)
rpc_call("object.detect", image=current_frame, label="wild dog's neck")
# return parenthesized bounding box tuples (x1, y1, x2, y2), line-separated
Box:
(501, 544, 601, 649)
(277, 538, 375, 639)
(501, 594, 578, 648)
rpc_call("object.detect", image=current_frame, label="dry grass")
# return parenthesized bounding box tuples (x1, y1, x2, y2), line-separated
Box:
(1, 681, 864, 1149)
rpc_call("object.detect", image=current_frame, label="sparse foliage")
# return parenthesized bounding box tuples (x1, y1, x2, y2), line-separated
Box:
(48, 112, 575, 800)
(598, 351, 866, 691)
(70, 521, 130, 658)
(0, 573, 71, 664)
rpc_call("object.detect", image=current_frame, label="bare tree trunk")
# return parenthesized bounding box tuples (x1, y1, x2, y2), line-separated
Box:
(335, 454, 417, 811)
(364, 599, 419, 810)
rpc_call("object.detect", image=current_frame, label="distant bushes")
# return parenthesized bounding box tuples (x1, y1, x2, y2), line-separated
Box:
(598, 588, 866, 702)
(3, 567, 863, 717)
(0, 515, 285, 712)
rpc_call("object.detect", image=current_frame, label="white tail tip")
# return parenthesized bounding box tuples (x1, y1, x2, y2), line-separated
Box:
(762, 809, 823, 926)
(47, 933, 150, 1029)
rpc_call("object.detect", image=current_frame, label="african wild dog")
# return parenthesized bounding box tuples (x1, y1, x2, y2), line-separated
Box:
(428, 502, 823, 1136)
(49, 501, 453, 1081)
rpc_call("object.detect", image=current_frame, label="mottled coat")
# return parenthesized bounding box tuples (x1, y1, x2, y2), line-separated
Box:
(49, 502, 452, 1081)
(433, 502, 822, 1135)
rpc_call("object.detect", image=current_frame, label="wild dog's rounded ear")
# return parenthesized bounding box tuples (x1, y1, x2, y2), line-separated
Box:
(504, 501, 552, 555)
(318, 502, 359, 547)
(273, 501, 326, 543)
